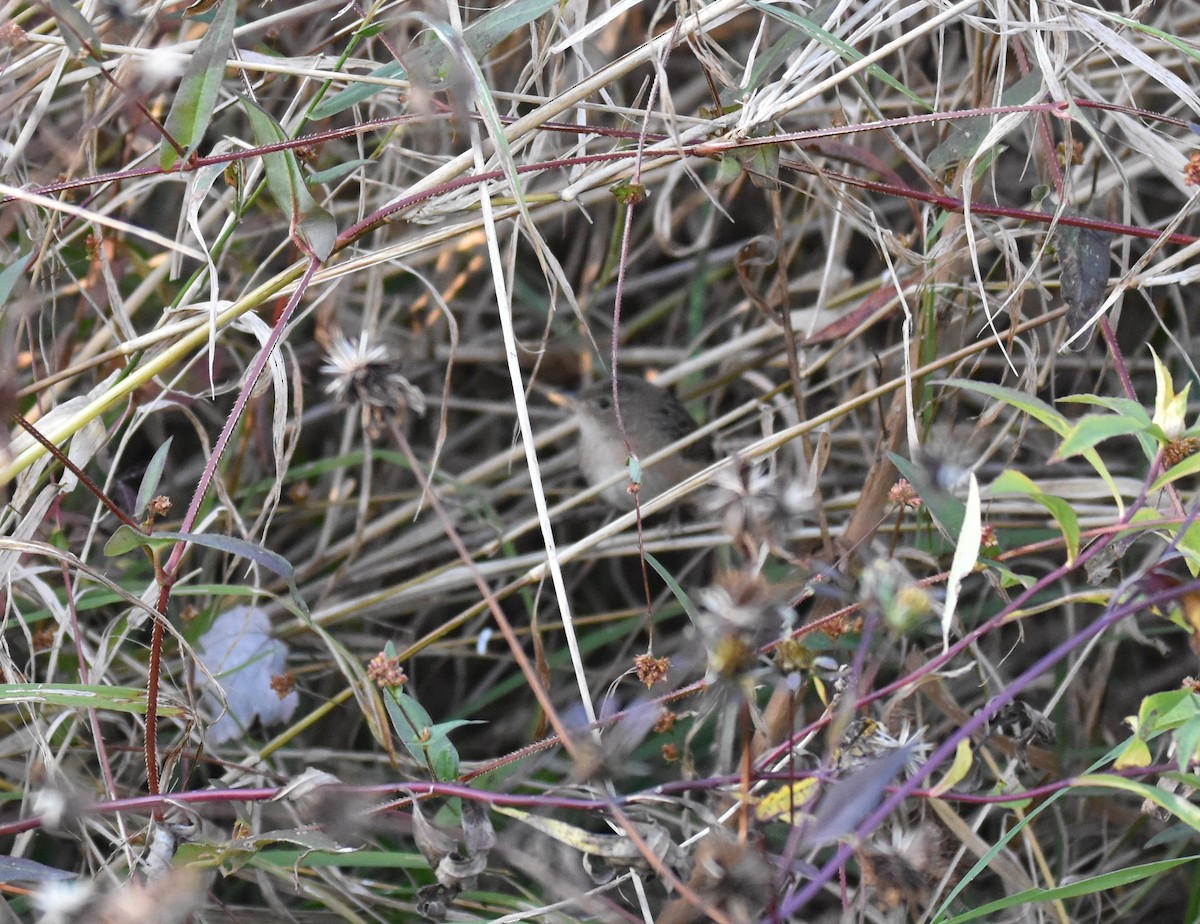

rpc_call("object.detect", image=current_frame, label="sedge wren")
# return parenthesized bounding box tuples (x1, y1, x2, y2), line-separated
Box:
(573, 375, 712, 508)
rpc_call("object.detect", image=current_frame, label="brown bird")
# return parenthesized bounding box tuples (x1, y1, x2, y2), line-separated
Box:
(572, 375, 712, 508)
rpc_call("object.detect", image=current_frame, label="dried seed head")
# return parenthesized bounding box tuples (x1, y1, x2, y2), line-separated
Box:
(706, 453, 819, 561)
(859, 821, 951, 916)
(322, 336, 426, 437)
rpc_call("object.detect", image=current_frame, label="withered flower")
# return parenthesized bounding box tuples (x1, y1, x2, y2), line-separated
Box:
(322, 335, 426, 437)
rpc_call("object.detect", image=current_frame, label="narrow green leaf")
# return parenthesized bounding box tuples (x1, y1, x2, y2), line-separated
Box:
(1175, 715, 1200, 773)
(717, 6, 820, 108)
(104, 526, 308, 614)
(47, 0, 100, 57)
(103, 524, 171, 555)
(939, 378, 1125, 515)
(0, 683, 184, 716)
(1074, 773, 1200, 832)
(1111, 14, 1200, 64)
(989, 470, 1080, 564)
(940, 473, 981, 646)
(0, 856, 77, 884)
(746, 0, 930, 110)
(161, 0, 236, 169)
(0, 253, 32, 306)
(240, 97, 336, 260)
(243, 848, 429, 870)
(1036, 494, 1084, 566)
(1150, 450, 1200, 493)
(384, 687, 463, 781)
(457, 0, 557, 57)
(241, 99, 304, 208)
(308, 62, 405, 120)
(985, 559, 1035, 589)
(940, 855, 1200, 924)
(167, 530, 300, 591)
(309, 0, 557, 119)
(308, 159, 375, 185)
(135, 437, 173, 518)
(644, 552, 702, 624)
(1177, 521, 1200, 578)
(937, 378, 1068, 435)
(1057, 395, 1149, 423)
(1053, 414, 1145, 461)
(890, 454, 965, 538)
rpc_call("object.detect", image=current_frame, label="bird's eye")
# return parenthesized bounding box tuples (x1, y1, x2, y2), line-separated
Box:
(596, 396, 612, 411)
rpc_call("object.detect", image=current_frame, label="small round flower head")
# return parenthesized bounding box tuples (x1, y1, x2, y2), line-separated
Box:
(860, 558, 937, 637)
(695, 571, 796, 680)
(322, 336, 425, 436)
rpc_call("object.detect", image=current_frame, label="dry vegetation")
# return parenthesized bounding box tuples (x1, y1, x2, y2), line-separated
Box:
(5, 0, 1200, 921)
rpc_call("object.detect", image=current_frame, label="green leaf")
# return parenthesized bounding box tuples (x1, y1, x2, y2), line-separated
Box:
(308, 62, 405, 120)
(240, 97, 336, 260)
(103, 524, 173, 555)
(47, 0, 100, 57)
(941, 473, 981, 645)
(1175, 715, 1200, 773)
(1075, 774, 1200, 832)
(1053, 414, 1146, 461)
(135, 437, 173, 518)
(194, 827, 351, 874)
(1151, 448, 1200, 492)
(1058, 395, 1150, 422)
(0, 253, 32, 306)
(644, 552, 702, 624)
(0, 683, 184, 716)
(938, 378, 1125, 515)
(1108, 14, 1200, 64)
(1177, 520, 1200, 577)
(989, 470, 1079, 564)
(738, 141, 780, 189)
(938, 378, 1068, 435)
(984, 559, 1035, 589)
(104, 527, 308, 615)
(940, 855, 1200, 924)
(161, 0, 236, 169)
(309, 0, 557, 118)
(746, 0, 930, 110)
(383, 686, 468, 781)
(717, 9, 812, 108)
(1136, 689, 1200, 736)
(451, 0, 558, 58)
(890, 454, 965, 538)
(238, 848, 429, 870)
(307, 159, 375, 185)
(0, 856, 77, 884)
